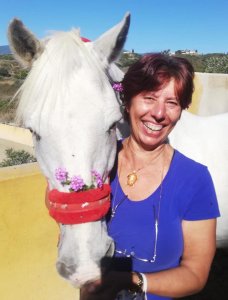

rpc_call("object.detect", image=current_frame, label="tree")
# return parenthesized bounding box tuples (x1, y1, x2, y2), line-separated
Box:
(161, 49, 171, 55)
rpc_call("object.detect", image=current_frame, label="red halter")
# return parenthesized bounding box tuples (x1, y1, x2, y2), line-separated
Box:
(48, 184, 111, 224)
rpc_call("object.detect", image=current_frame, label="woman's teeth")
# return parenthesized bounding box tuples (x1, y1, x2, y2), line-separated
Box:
(144, 122, 163, 132)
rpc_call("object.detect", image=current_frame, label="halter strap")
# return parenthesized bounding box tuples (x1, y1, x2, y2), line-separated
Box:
(81, 37, 91, 43)
(48, 184, 110, 224)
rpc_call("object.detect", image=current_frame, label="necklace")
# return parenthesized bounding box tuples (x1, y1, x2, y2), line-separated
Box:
(127, 169, 142, 187)
(126, 138, 166, 187)
(109, 157, 165, 263)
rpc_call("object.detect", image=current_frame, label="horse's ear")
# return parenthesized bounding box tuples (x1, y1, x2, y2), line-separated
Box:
(93, 13, 130, 65)
(8, 18, 44, 67)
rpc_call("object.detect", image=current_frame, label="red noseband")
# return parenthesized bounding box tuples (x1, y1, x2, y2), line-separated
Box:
(48, 184, 111, 224)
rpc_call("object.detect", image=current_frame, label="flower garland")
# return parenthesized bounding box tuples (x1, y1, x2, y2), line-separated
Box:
(55, 168, 103, 192)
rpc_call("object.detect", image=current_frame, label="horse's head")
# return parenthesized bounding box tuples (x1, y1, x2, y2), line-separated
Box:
(8, 13, 130, 286)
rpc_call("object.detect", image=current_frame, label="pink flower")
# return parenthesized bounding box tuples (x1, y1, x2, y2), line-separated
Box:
(55, 167, 103, 192)
(55, 167, 68, 182)
(92, 170, 103, 188)
(70, 175, 85, 192)
(112, 82, 123, 92)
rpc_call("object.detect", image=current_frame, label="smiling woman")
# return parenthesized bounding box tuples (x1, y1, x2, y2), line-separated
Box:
(126, 79, 181, 152)
(80, 54, 220, 300)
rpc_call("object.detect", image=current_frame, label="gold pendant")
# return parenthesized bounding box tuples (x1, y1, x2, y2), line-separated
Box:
(127, 171, 138, 187)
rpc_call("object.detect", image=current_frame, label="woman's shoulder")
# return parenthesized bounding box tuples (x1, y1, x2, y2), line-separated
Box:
(173, 150, 220, 220)
(173, 149, 208, 173)
(170, 149, 213, 185)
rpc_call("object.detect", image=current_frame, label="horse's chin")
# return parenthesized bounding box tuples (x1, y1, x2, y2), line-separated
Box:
(68, 269, 101, 288)
(57, 243, 115, 288)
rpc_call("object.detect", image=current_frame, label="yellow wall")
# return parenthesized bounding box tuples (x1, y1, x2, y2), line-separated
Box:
(0, 123, 33, 146)
(0, 163, 79, 300)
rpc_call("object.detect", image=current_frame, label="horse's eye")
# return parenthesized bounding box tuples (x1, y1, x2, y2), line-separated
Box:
(28, 127, 41, 141)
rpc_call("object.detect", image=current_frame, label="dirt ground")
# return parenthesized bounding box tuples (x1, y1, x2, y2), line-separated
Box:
(179, 248, 228, 300)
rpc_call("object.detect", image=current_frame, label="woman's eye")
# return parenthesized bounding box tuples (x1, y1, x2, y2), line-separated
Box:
(143, 96, 156, 102)
(167, 100, 179, 107)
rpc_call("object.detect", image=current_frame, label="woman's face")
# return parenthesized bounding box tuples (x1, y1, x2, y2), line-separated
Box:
(127, 79, 182, 150)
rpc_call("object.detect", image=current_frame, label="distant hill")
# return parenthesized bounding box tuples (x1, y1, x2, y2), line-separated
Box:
(0, 45, 11, 55)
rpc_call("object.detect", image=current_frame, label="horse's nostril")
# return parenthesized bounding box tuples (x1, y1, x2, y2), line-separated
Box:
(56, 262, 76, 279)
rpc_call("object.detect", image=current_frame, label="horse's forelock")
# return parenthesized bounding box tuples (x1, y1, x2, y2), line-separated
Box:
(15, 29, 113, 126)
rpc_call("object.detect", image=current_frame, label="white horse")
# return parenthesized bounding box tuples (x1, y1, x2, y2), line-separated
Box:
(8, 14, 130, 287)
(169, 111, 228, 248)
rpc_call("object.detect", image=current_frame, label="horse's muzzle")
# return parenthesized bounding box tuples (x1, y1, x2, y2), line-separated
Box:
(56, 261, 101, 287)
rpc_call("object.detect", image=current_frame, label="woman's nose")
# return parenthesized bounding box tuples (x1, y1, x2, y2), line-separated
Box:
(151, 101, 166, 121)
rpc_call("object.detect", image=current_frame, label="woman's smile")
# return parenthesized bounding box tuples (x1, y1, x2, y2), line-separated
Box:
(143, 122, 163, 132)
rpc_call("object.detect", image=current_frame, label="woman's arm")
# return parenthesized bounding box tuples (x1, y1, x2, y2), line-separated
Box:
(140, 218, 217, 297)
(81, 218, 216, 299)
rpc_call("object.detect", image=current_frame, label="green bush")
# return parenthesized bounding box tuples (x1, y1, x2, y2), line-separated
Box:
(14, 69, 28, 80)
(0, 98, 17, 113)
(205, 55, 228, 73)
(117, 52, 141, 68)
(0, 148, 36, 167)
(0, 54, 14, 60)
(0, 67, 10, 77)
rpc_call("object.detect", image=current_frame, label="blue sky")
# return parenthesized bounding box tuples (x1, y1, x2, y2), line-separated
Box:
(0, 0, 228, 54)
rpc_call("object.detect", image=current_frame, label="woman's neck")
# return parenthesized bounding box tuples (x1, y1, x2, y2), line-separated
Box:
(122, 136, 168, 167)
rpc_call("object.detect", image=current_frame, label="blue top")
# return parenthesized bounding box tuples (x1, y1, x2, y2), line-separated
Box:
(107, 143, 220, 300)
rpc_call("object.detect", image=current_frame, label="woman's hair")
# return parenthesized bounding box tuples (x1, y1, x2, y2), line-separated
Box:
(121, 53, 194, 117)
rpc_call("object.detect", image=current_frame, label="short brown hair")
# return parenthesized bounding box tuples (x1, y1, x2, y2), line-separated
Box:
(121, 53, 194, 117)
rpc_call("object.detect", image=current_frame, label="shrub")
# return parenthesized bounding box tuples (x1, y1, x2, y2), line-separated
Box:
(14, 69, 28, 80)
(117, 52, 141, 68)
(0, 67, 10, 77)
(0, 54, 13, 60)
(205, 56, 228, 73)
(0, 98, 17, 113)
(0, 148, 36, 167)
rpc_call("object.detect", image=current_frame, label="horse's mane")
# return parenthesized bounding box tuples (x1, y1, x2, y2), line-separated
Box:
(15, 28, 123, 126)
